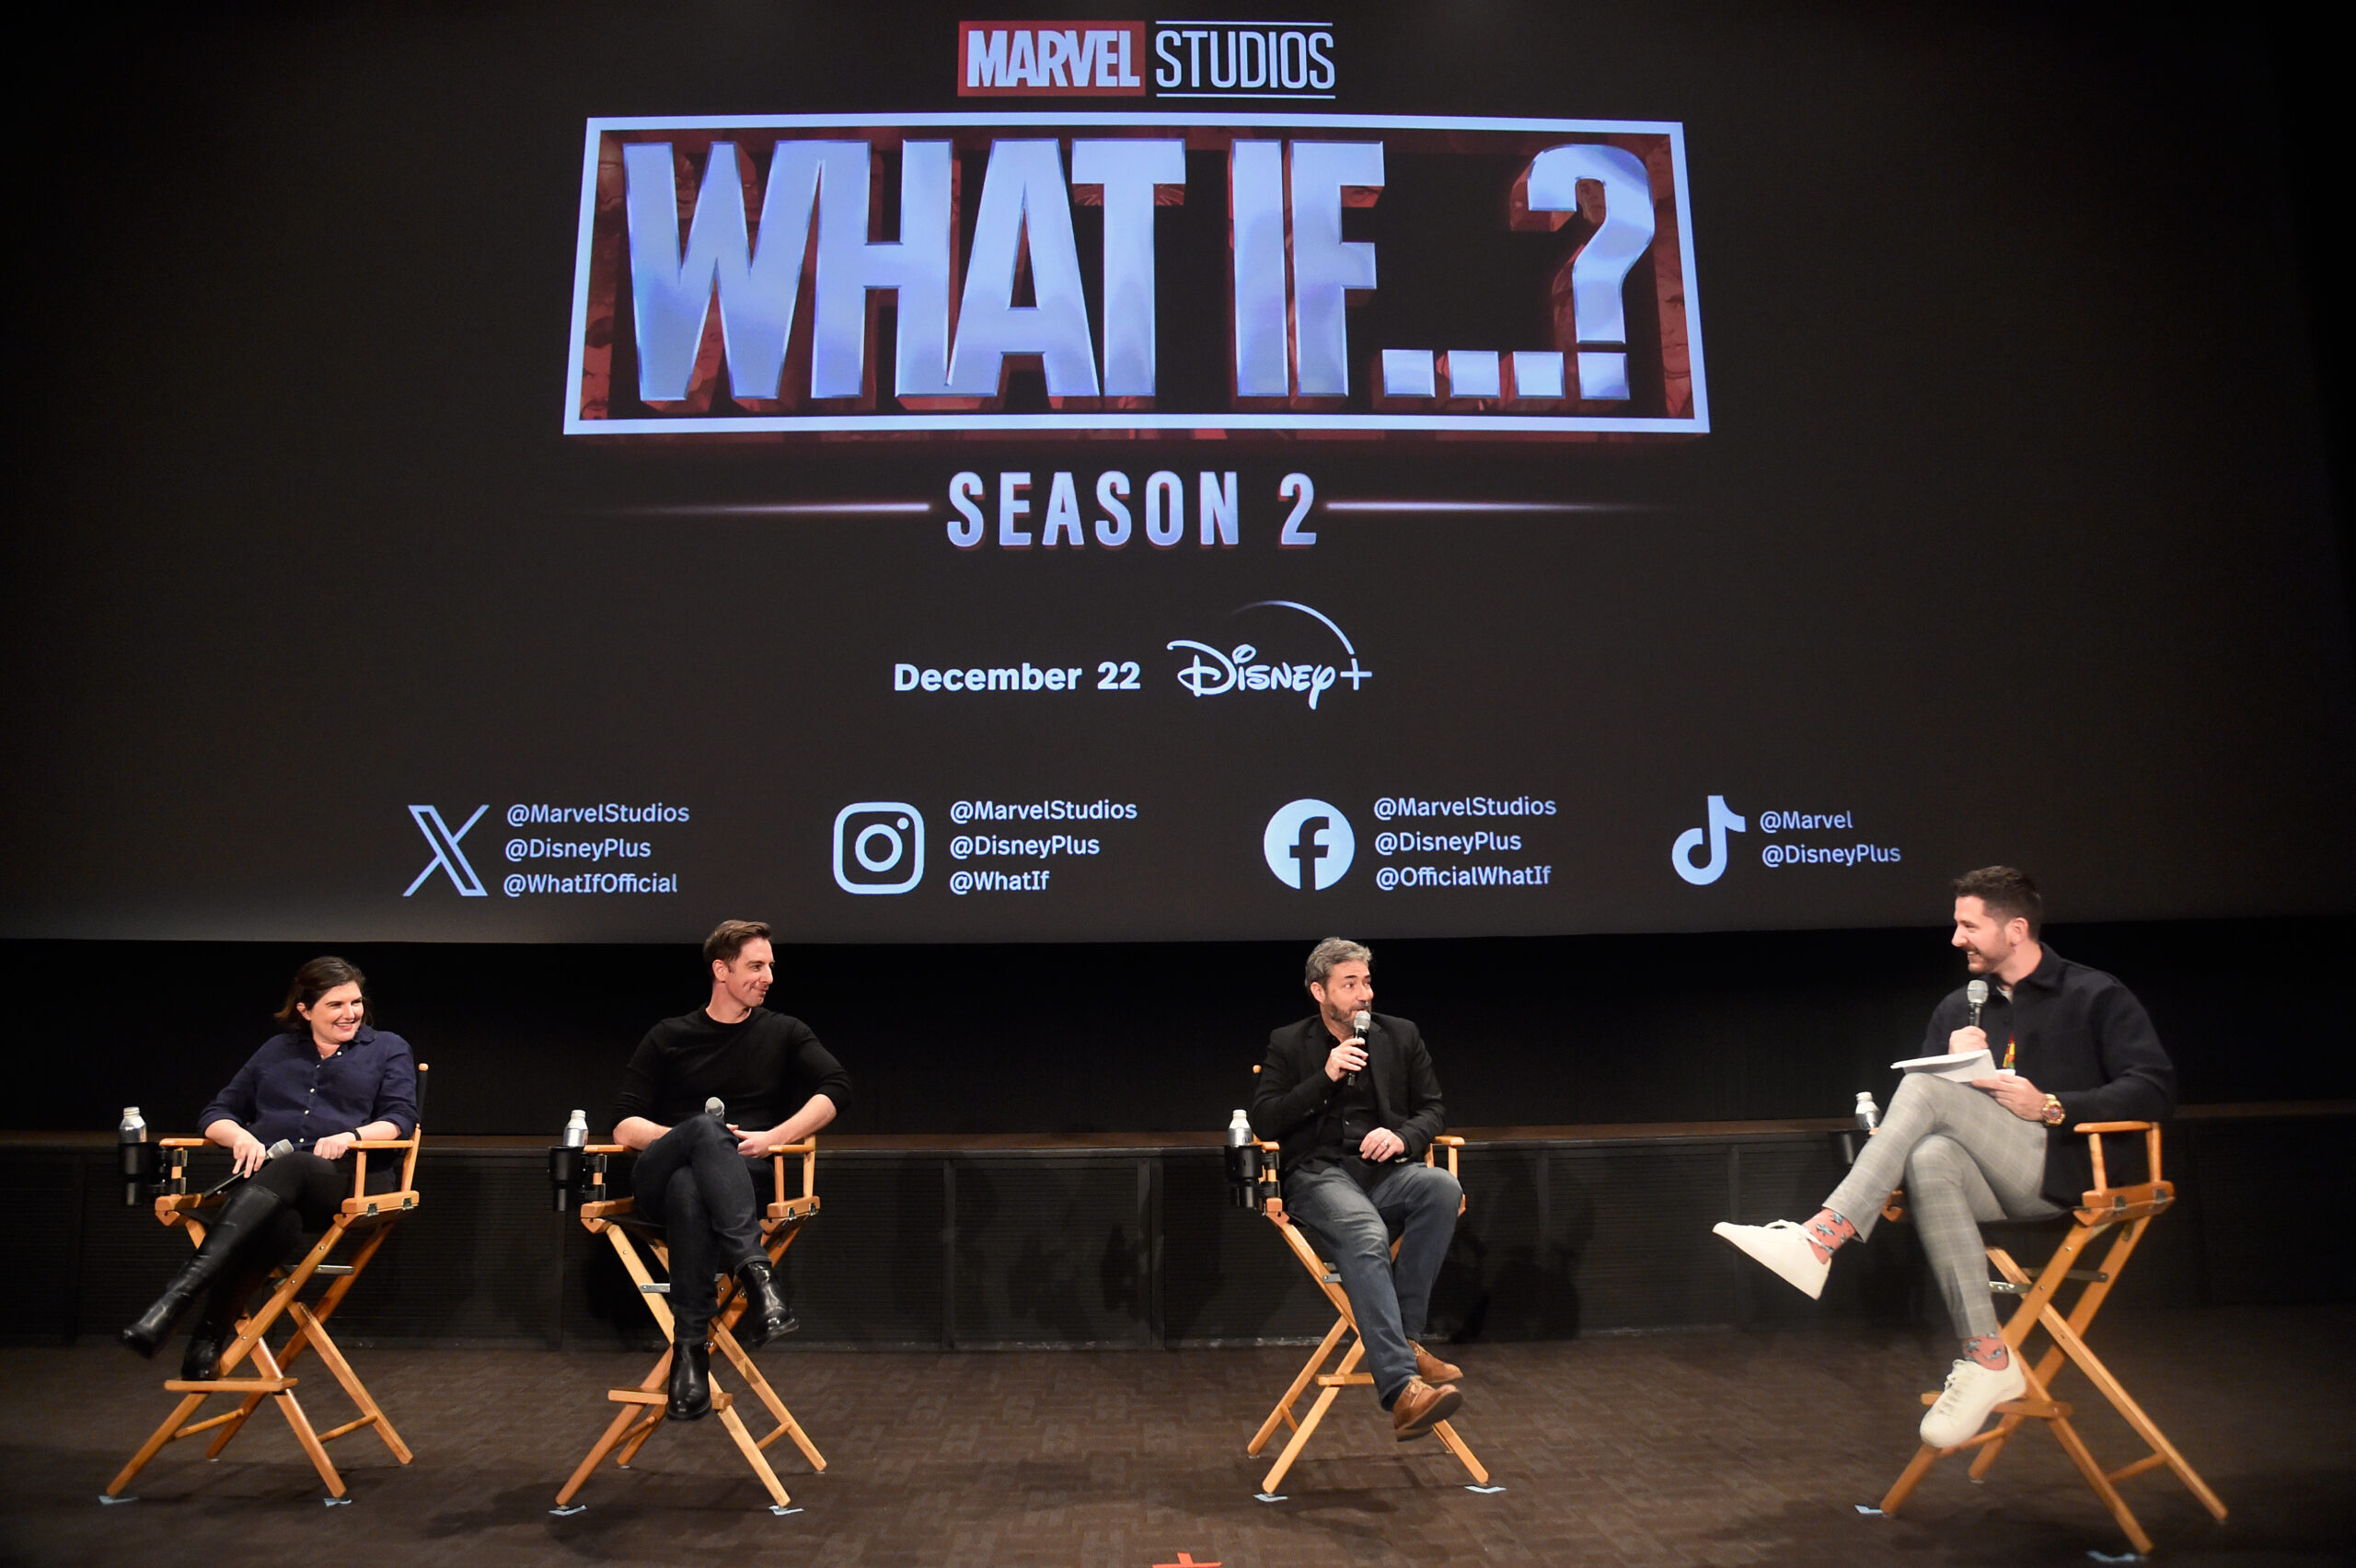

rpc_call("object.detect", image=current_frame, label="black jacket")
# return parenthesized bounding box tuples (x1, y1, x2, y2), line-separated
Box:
(1921, 946, 2175, 1206)
(1251, 1011, 1448, 1173)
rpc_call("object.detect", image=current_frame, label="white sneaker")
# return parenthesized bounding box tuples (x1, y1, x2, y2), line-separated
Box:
(1711, 1220, 1831, 1300)
(1919, 1355, 2027, 1448)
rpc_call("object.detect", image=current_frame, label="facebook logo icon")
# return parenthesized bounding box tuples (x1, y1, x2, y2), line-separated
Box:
(1263, 799, 1356, 890)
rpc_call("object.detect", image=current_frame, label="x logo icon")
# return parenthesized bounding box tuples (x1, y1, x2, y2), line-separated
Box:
(405, 804, 490, 897)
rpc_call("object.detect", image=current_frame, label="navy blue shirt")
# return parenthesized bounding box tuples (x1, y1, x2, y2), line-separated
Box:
(199, 1026, 419, 1149)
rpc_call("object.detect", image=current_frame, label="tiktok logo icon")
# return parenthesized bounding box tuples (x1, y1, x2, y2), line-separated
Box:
(1671, 795, 1747, 886)
(1264, 799, 1356, 890)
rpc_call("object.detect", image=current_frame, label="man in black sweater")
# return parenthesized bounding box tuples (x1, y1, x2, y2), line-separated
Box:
(1250, 938, 1464, 1441)
(615, 919, 851, 1420)
(1715, 868, 2175, 1452)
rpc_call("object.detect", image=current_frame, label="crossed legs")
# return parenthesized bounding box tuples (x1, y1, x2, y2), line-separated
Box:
(631, 1116, 767, 1339)
(121, 1151, 354, 1378)
(1716, 1074, 2061, 1444)
(629, 1115, 795, 1418)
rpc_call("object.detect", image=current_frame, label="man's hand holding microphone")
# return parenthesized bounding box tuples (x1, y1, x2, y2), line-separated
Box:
(1322, 1009, 1406, 1161)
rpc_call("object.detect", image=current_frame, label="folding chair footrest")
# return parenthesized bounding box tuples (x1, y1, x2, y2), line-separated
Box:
(609, 1388, 733, 1412)
(1915, 1391, 2070, 1420)
(1314, 1372, 1372, 1388)
(164, 1378, 295, 1393)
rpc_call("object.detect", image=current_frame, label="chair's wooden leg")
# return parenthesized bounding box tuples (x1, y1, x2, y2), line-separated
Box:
(2043, 1410, 2154, 1555)
(1431, 1419, 1489, 1484)
(2035, 1301, 2229, 1521)
(611, 1228, 677, 1341)
(1878, 1443, 1943, 1516)
(1248, 1317, 1348, 1458)
(300, 1225, 391, 1344)
(1966, 1410, 2028, 1482)
(716, 1394, 793, 1509)
(288, 1301, 411, 1464)
(712, 1326, 826, 1471)
(107, 1394, 209, 1497)
(613, 1409, 665, 1466)
(1260, 1334, 1363, 1493)
(204, 1335, 297, 1460)
(271, 1385, 347, 1499)
(1963, 1232, 2088, 1483)
(2039, 1216, 2226, 1520)
(1965, 1351, 2055, 1483)
(557, 1402, 643, 1506)
(614, 1346, 675, 1468)
(200, 1228, 352, 1458)
(1261, 1381, 1345, 1494)
(203, 1393, 267, 1458)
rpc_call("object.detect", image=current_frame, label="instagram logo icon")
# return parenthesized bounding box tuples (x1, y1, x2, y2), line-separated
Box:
(833, 802, 926, 894)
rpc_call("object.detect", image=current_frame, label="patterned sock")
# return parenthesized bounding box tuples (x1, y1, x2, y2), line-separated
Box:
(1802, 1208, 1857, 1263)
(1964, 1334, 2010, 1369)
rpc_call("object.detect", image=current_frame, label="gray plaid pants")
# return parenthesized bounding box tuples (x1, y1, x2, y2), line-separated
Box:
(1823, 1073, 2061, 1339)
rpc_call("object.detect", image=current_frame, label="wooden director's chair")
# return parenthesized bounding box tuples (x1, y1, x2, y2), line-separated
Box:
(104, 1065, 429, 1505)
(1242, 1116, 1490, 1496)
(1878, 1120, 2227, 1554)
(553, 1139, 826, 1515)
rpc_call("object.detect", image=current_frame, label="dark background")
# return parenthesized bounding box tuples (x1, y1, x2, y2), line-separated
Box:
(6, 1, 2354, 1132)
(4, 916, 2343, 1136)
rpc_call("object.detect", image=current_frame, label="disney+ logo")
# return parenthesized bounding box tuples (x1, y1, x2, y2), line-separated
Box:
(1169, 600, 1371, 710)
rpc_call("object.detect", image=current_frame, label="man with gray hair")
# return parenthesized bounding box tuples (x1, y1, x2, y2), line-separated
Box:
(1251, 938, 1464, 1439)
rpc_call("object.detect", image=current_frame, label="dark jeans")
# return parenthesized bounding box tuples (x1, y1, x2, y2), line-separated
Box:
(1283, 1159, 1461, 1404)
(630, 1114, 767, 1340)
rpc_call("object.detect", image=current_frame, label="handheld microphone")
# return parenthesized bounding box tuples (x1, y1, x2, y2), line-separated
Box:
(1347, 1009, 1370, 1087)
(203, 1138, 295, 1198)
(1967, 979, 1989, 1032)
(706, 1096, 727, 1122)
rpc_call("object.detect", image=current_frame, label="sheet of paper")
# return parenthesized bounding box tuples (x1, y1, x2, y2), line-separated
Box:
(1888, 1048, 1993, 1082)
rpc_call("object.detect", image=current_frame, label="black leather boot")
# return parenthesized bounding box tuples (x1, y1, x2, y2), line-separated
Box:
(666, 1335, 712, 1421)
(179, 1255, 274, 1381)
(733, 1257, 797, 1349)
(120, 1183, 284, 1360)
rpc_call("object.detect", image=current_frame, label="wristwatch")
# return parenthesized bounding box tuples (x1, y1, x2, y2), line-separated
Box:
(2039, 1093, 2066, 1127)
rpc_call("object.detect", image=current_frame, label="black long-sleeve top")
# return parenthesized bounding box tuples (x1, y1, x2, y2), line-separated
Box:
(198, 1027, 418, 1149)
(613, 1007, 850, 1132)
(1920, 945, 2175, 1205)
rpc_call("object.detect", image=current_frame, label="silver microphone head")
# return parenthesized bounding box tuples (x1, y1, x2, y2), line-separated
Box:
(263, 1138, 294, 1160)
(705, 1096, 726, 1120)
(1966, 979, 1989, 1009)
(1351, 1009, 1371, 1039)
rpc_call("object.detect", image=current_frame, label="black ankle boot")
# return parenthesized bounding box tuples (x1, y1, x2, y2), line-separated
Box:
(121, 1183, 284, 1360)
(666, 1336, 712, 1421)
(733, 1257, 797, 1349)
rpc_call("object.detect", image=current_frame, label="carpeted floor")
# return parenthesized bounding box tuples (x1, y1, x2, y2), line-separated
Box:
(2, 1305, 2348, 1566)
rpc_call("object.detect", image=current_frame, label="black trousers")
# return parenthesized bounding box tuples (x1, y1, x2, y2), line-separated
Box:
(629, 1115, 767, 1339)
(202, 1150, 396, 1321)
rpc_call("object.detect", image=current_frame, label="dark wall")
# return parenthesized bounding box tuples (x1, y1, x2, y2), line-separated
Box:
(9, 915, 2348, 1138)
(14, 1113, 2350, 1348)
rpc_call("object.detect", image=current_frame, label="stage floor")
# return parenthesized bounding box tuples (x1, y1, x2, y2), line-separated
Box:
(3, 1305, 2349, 1566)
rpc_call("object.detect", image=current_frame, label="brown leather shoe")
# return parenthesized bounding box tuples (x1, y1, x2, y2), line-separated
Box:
(1390, 1376, 1462, 1441)
(1412, 1342, 1463, 1383)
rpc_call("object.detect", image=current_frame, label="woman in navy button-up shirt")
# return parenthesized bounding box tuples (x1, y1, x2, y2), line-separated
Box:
(121, 957, 419, 1380)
